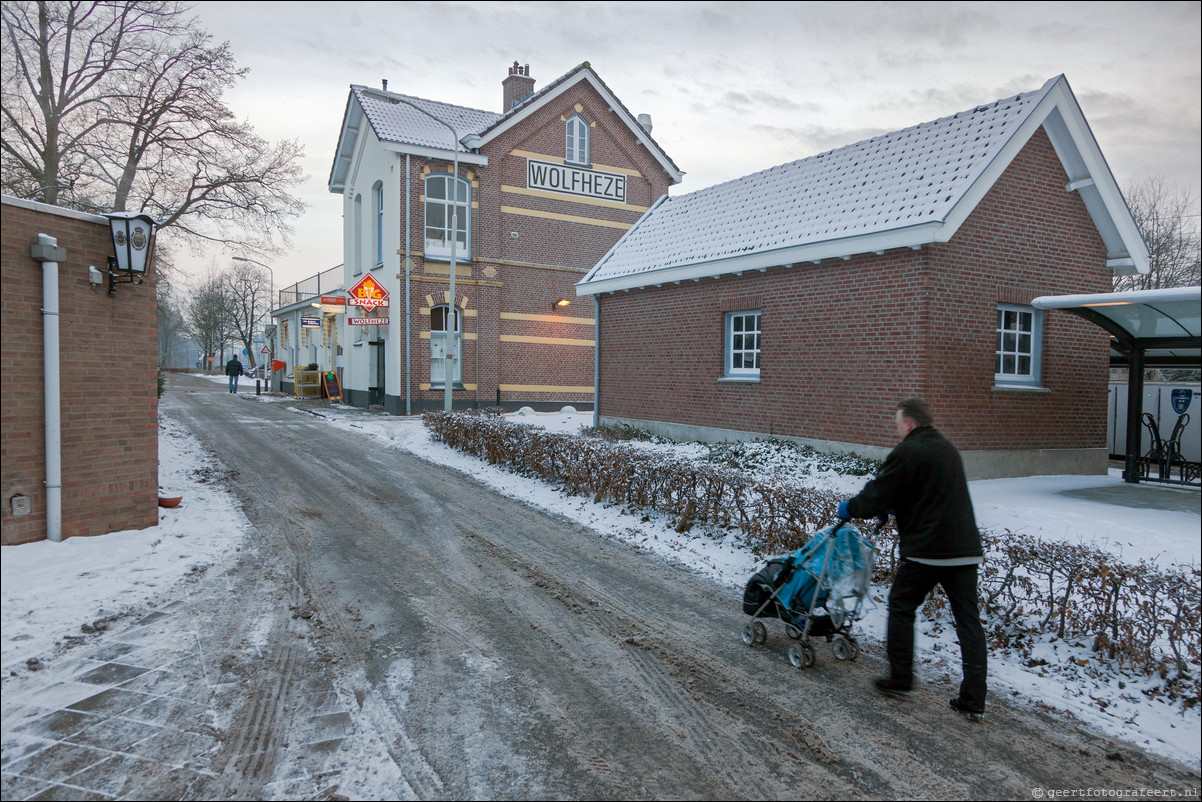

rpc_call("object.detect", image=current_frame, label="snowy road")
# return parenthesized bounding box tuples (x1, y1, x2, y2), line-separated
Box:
(33, 373, 1193, 799)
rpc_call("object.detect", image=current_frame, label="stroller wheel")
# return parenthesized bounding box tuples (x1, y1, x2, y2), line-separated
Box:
(752, 621, 767, 644)
(832, 634, 859, 661)
(788, 642, 816, 670)
(785, 623, 802, 640)
(741, 624, 755, 646)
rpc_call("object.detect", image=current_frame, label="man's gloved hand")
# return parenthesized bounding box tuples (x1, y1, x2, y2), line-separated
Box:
(836, 500, 850, 520)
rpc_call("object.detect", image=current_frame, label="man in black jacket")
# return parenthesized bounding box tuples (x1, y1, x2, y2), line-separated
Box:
(225, 356, 244, 394)
(837, 398, 987, 720)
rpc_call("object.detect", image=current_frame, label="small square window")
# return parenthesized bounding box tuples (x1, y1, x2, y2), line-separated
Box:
(995, 304, 1041, 385)
(726, 311, 761, 377)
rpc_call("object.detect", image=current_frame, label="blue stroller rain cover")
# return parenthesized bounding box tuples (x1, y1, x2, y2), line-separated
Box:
(777, 522, 871, 614)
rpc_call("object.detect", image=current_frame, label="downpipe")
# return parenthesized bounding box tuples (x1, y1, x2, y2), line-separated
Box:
(37, 233, 63, 542)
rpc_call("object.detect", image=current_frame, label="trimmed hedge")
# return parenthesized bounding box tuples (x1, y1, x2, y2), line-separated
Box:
(425, 411, 1200, 706)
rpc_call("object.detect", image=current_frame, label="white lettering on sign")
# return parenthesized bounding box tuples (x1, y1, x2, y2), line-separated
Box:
(349, 317, 389, 326)
(527, 159, 626, 204)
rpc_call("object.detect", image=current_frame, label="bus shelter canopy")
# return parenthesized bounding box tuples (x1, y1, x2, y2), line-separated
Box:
(1032, 286, 1200, 485)
(1032, 286, 1200, 368)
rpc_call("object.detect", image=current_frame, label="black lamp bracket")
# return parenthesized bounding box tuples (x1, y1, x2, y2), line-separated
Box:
(107, 256, 143, 297)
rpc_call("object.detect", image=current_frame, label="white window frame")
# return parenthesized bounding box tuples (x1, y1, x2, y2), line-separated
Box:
(430, 304, 462, 386)
(724, 310, 761, 379)
(373, 182, 384, 268)
(566, 114, 589, 166)
(424, 174, 470, 260)
(995, 304, 1042, 386)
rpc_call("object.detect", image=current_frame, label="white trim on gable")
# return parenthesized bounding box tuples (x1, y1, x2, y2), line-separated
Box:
(577, 75, 1150, 296)
(474, 68, 684, 186)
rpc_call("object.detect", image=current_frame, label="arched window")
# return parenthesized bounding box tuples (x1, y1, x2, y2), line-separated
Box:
(566, 114, 589, 165)
(424, 174, 469, 259)
(430, 304, 462, 385)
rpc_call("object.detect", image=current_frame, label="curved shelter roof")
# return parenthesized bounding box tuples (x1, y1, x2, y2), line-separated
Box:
(1032, 287, 1201, 368)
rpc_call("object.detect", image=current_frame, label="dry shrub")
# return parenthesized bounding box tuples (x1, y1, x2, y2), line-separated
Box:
(425, 411, 1200, 706)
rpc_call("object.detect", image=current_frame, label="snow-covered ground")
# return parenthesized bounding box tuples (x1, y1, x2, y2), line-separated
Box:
(3, 379, 1199, 771)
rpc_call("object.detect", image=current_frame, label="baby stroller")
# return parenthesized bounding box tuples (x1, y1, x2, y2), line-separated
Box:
(740, 519, 877, 669)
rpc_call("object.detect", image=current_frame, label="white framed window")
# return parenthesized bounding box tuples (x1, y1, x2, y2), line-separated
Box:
(373, 182, 384, 267)
(430, 304, 462, 385)
(566, 114, 589, 166)
(725, 310, 761, 378)
(995, 304, 1042, 385)
(424, 174, 469, 259)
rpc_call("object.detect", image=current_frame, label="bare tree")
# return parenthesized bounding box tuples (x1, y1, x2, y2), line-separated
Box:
(1116, 177, 1201, 291)
(220, 260, 269, 371)
(181, 267, 231, 371)
(2, 1, 305, 255)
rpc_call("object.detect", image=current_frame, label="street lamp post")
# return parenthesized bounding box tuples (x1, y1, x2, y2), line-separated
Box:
(233, 256, 274, 390)
(384, 95, 466, 413)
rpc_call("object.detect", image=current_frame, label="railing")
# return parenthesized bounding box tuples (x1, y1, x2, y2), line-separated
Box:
(277, 265, 344, 308)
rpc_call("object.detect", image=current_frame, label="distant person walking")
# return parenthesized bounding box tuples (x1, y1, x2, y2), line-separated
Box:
(836, 398, 988, 721)
(225, 356, 244, 393)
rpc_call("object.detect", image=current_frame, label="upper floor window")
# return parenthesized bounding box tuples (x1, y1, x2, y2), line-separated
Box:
(373, 182, 384, 267)
(995, 304, 1042, 385)
(725, 310, 761, 379)
(566, 114, 589, 166)
(424, 174, 469, 259)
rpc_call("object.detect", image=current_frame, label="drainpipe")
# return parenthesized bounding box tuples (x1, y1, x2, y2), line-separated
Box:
(593, 294, 600, 429)
(404, 153, 411, 415)
(31, 234, 65, 542)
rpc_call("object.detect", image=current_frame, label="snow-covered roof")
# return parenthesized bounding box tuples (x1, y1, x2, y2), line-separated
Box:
(578, 75, 1149, 296)
(354, 87, 502, 153)
(329, 63, 683, 193)
(329, 88, 501, 191)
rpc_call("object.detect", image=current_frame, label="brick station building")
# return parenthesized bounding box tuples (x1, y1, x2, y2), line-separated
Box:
(576, 76, 1150, 479)
(326, 61, 682, 412)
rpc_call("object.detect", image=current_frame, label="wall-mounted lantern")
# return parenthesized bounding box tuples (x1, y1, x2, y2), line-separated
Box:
(104, 211, 158, 296)
(553, 298, 571, 310)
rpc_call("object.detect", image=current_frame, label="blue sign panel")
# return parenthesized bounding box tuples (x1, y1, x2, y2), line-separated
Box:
(1171, 388, 1193, 415)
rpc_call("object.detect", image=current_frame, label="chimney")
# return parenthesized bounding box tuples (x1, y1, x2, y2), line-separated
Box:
(637, 114, 653, 135)
(382, 79, 388, 92)
(502, 61, 535, 111)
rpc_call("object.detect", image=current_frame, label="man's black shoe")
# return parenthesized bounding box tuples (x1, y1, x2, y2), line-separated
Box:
(874, 678, 915, 698)
(949, 697, 985, 721)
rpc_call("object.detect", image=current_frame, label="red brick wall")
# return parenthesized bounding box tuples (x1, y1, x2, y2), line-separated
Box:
(1, 200, 159, 545)
(595, 128, 1112, 452)
(396, 73, 672, 408)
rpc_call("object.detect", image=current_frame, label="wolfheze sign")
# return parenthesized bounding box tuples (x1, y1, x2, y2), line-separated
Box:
(347, 274, 389, 311)
(527, 159, 626, 203)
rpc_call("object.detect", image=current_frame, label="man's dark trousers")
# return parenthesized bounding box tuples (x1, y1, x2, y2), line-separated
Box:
(887, 559, 987, 711)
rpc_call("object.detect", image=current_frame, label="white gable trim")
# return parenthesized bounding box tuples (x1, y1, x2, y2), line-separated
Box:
(578, 75, 1150, 295)
(329, 94, 364, 194)
(476, 68, 684, 185)
(939, 76, 1148, 276)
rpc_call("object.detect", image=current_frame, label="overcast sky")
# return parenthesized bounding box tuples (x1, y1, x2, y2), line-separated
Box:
(184, 0, 1201, 289)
